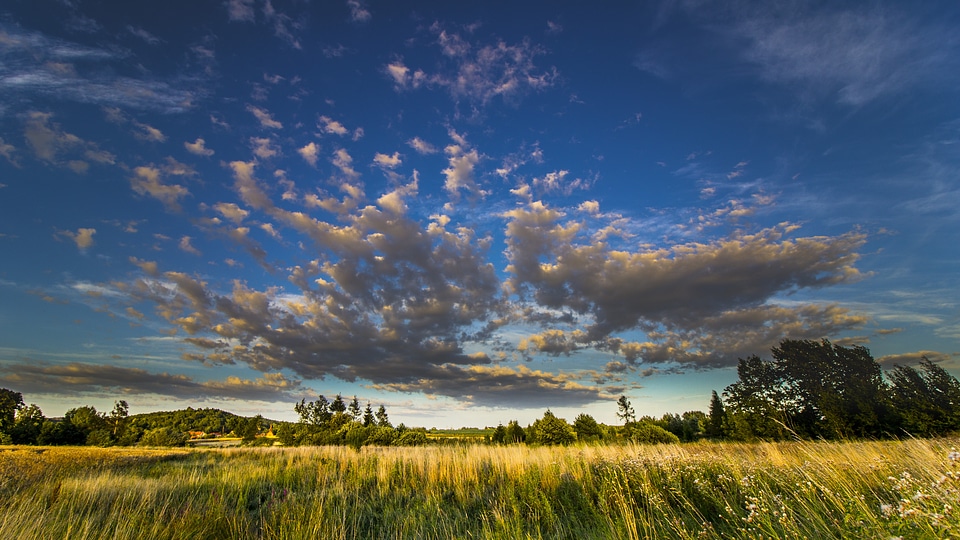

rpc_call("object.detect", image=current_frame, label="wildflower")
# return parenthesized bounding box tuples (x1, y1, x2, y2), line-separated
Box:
(948, 449, 960, 462)
(880, 504, 894, 517)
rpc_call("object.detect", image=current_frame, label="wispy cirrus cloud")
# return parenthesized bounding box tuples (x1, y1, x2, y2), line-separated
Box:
(0, 25, 201, 114)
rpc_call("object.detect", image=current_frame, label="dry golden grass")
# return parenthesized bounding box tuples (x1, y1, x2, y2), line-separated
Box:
(1, 439, 959, 539)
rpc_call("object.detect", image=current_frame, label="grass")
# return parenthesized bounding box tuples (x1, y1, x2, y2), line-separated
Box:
(2, 439, 959, 539)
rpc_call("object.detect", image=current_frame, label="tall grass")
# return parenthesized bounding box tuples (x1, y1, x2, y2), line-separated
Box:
(1, 439, 958, 539)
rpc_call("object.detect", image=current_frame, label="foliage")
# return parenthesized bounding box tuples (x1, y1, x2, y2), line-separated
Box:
(624, 421, 680, 444)
(139, 427, 188, 447)
(529, 410, 576, 445)
(505, 420, 526, 444)
(0, 388, 24, 437)
(616, 395, 636, 424)
(721, 339, 940, 441)
(573, 413, 603, 442)
(888, 358, 960, 436)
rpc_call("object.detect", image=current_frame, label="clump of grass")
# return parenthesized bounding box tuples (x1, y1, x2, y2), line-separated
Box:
(1, 440, 958, 538)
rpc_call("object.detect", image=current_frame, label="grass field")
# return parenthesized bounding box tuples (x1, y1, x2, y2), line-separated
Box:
(1, 439, 958, 539)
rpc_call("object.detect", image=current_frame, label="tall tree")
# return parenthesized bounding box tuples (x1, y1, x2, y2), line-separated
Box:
(11, 403, 45, 445)
(330, 394, 347, 413)
(889, 358, 960, 436)
(616, 395, 636, 424)
(375, 405, 391, 427)
(530, 410, 576, 445)
(0, 388, 24, 436)
(109, 400, 129, 439)
(723, 355, 790, 440)
(573, 413, 603, 442)
(707, 390, 726, 439)
(774, 339, 890, 438)
(362, 403, 375, 427)
(348, 396, 362, 420)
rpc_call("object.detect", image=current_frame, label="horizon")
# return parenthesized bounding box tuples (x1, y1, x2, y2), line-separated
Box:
(1, 1, 958, 429)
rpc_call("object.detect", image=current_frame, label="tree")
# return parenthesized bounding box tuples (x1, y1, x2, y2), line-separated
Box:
(348, 396, 362, 420)
(773, 339, 890, 438)
(109, 400, 129, 440)
(616, 395, 636, 424)
(505, 420, 525, 443)
(10, 404, 45, 445)
(706, 390, 726, 439)
(375, 405, 391, 427)
(362, 403, 375, 427)
(139, 427, 187, 447)
(295, 396, 332, 426)
(330, 394, 347, 413)
(0, 388, 24, 437)
(573, 413, 603, 442)
(530, 410, 576, 445)
(723, 355, 790, 440)
(889, 358, 960, 436)
(491, 423, 507, 444)
(627, 421, 680, 444)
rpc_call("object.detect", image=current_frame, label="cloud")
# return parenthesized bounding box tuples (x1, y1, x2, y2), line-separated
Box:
(225, 0, 256, 22)
(179, 236, 202, 256)
(407, 137, 437, 155)
(129, 166, 190, 211)
(442, 137, 486, 204)
(347, 0, 371, 23)
(185, 138, 214, 156)
(297, 142, 319, 166)
(0, 361, 308, 402)
(372, 364, 617, 408)
(0, 137, 17, 165)
(250, 137, 280, 159)
(57, 228, 96, 251)
(877, 350, 958, 367)
(318, 115, 348, 136)
(0, 26, 199, 113)
(133, 121, 166, 142)
(532, 170, 594, 196)
(126, 25, 162, 46)
(384, 61, 425, 90)
(247, 105, 283, 129)
(373, 151, 402, 169)
(504, 201, 867, 358)
(214, 202, 250, 224)
(389, 25, 558, 106)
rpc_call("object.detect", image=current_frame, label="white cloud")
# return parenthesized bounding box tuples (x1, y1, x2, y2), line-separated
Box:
(184, 138, 214, 157)
(347, 0, 371, 22)
(247, 105, 283, 129)
(297, 142, 319, 166)
(250, 137, 279, 159)
(58, 228, 96, 251)
(179, 236, 202, 255)
(407, 137, 437, 155)
(373, 151, 402, 169)
(133, 121, 166, 142)
(225, 0, 256, 22)
(318, 115, 348, 136)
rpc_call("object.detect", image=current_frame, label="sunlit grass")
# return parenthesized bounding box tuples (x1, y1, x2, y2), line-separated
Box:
(2, 439, 959, 538)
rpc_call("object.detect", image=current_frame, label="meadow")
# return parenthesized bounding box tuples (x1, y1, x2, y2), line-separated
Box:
(1, 439, 958, 539)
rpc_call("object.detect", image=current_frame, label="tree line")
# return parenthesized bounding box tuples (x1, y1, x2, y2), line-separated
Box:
(3, 339, 958, 447)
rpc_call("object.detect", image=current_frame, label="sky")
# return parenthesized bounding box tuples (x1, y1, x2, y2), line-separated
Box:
(0, 0, 958, 428)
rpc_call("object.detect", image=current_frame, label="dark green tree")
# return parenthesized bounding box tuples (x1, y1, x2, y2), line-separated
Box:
(505, 420, 525, 443)
(491, 423, 507, 444)
(295, 396, 332, 426)
(773, 339, 890, 438)
(707, 390, 726, 439)
(362, 403, 375, 427)
(375, 405, 391, 427)
(109, 400, 129, 441)
(10, 403, 45, 445)
(573, 413, 603, 442)
(348, 396, 362, 420)
(888, 358, 960, 436)
(723, 355, 790, 440)
(0, 388, 24, 437)
(530, 410, 576, 445)
(330, 394, 347, 413)
(616, 395, 636, 424)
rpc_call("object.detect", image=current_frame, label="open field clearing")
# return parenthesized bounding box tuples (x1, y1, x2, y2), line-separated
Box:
(2, 440, 959, 539)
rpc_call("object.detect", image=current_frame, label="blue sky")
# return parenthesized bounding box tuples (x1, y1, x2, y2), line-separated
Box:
(0, 0, 958, 427)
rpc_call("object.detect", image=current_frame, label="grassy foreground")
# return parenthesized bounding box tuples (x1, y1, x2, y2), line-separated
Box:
(1, 440, 959, 539)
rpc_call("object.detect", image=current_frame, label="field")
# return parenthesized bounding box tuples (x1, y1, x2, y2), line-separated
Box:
(2, 440, 959, 539)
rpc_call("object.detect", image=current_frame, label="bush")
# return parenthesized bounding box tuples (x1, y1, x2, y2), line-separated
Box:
(138, 427, 187, 447)
(627, 421, 680, 444)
